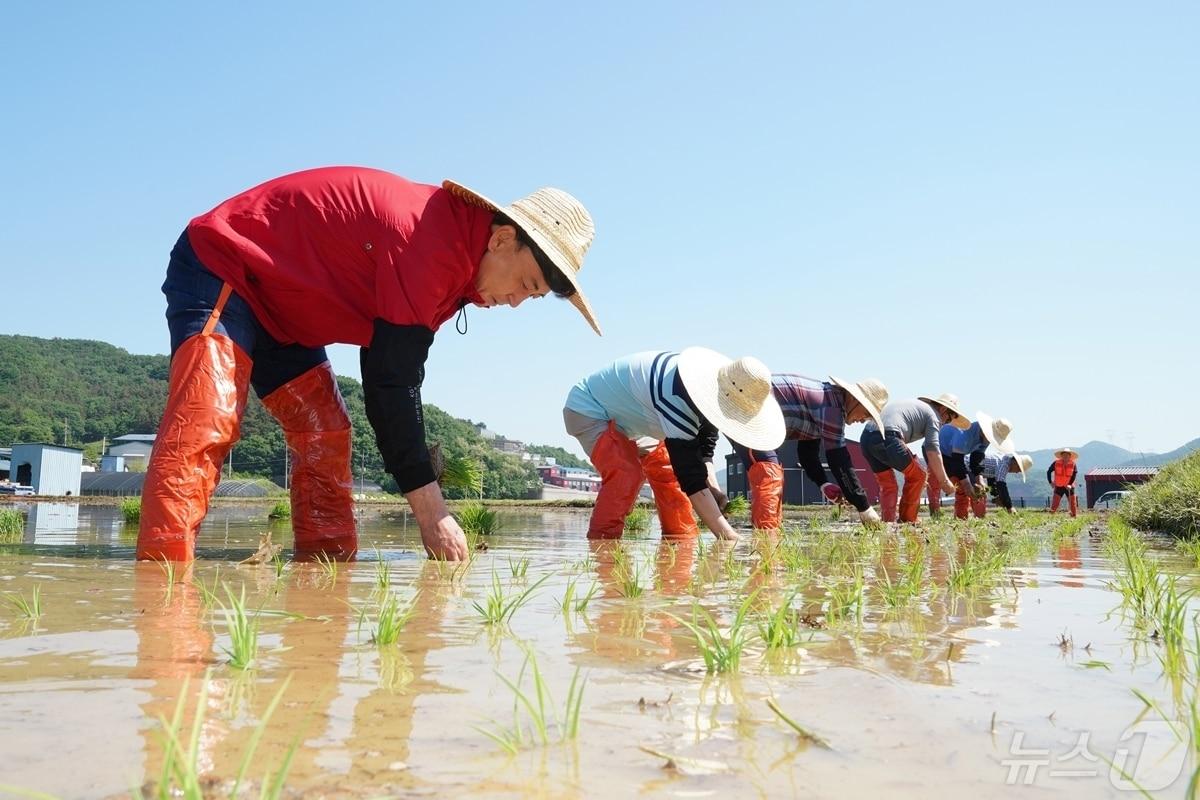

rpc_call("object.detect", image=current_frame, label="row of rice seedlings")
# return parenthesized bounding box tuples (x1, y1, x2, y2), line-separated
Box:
(476, 649, 587, 753)
(673, 594, 757, 674)
(473, 570, 550, 626)
(1052, 515, 1088, 544)
(1105, 517, 1163, 626)
(120, 497, 142, 523)
(134, 672, 298, 800)
(557, 576, 600, 615)
(219, 585, 259, 671)
(875, 556, 927, 609)
(2, 585, 42, 620)
(0, 508, 25, 542)
(945, 546, 1008, 595)
(457, 503, 503, 536)
(623, 505, 653, 533)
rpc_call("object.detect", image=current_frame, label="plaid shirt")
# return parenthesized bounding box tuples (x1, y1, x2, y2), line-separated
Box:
(981, 454, 1014, 482)
(772, 374, 846, 451)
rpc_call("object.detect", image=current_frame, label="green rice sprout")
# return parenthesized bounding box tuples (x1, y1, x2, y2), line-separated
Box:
(374, 549, 392, 592)
(673, 595, 757, 674)
(439, 452, 485, 497)
(475, 649, 587, 753)
(611, 547, 646, 598)
(457, 503, 502, 536)
(825, 570, 865, 623)
(3, 586, 42, 620)
(314, 551, 339, 584)
(723, 495, 749, 517)
(472, 570, 550, 626)
(623, 506, 653, 533)
(218, 584, 259, 671)
(120, 497, 142, 523)
(558, 577, 600, 615)
(757, 592, 801, 649)
(508, 556, 530, 580)
(372, 591, 420, 647)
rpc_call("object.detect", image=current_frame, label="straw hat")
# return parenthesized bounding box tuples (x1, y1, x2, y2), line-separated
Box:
(829, 376, 888, 432)
(442, 180, 600, 335)
(918, 392, 971, 429)
(1054, 447, 1078, 460)
(976, 411, 1016, 455)
(1013, 453, 1034, 482)
(677, 347, 785, 451)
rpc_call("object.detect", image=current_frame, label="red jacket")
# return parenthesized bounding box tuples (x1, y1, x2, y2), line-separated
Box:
(187, 167, 490, 348)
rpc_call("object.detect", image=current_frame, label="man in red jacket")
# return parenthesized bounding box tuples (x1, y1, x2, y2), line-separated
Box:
(138, 167, 599, 562)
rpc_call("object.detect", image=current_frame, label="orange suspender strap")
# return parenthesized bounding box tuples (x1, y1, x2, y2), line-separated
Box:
(201, 284, 234, 337)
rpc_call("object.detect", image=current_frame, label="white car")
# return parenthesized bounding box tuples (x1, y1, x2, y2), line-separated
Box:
(1093, 490, 1131, 510)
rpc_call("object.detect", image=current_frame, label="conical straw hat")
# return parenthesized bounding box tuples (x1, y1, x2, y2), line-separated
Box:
(829, 376, 888, 432)
(1014, 453, 1033, 482)
(443, 180, 600, 335)
(1054, 447, 1078, 460)
(677, 347, 785, 451)
(918, 392, 971, 429)
(976, 411, 1016, 455)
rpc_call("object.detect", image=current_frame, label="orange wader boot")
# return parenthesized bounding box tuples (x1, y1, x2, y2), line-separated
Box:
(747, 460, 785, 530)
(587, 423, 644, 539)
(138, 324, 251, 562)
(1050, 493, 1062, 514)
(898, 459, 927, 523)
(262, 362, 358, 560)
(927, 471, 942, 516)
(953, 483, 971, 520)
(642, 443, 700, 540)
(1068, 491, 1079, 517)
(876, 470, 899, 522)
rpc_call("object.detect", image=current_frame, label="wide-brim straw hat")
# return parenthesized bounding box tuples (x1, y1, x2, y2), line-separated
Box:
(1014, 453, 1034, 482)
(1055, 447, 1079, 461)
(677, 347, 785, 451)
(918, 392, 971, 429)
(976, 411, 1016, 455)
(442, 180, 601, 336)
(829, 376, 888, 433)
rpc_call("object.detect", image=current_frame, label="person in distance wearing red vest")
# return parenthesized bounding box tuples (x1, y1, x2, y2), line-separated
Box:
(1047, 447, 1080, 517)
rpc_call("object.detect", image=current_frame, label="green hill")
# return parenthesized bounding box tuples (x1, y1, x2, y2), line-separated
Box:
(0, 334, 541, 499)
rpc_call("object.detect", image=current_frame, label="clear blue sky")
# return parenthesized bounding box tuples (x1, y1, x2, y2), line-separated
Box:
(1, 2, 1196, 460)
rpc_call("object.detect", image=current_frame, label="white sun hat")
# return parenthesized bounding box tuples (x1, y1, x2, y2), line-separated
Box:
(1013, 453, 1034, 481)
(1055, 447, 1079, 460)
(918, 392, 971, 429)
(442, 180, 600, 336)
(976, 411, 1016, 455)
(829, 376, 888, 433)
(677, 347, 786, 451)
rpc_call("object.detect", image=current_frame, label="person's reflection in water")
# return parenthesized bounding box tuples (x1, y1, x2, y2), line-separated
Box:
(130, 561, 225, 784)
(1054, 539, 1085, 588)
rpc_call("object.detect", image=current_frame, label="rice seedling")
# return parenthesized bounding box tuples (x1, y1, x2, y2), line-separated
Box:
(219, 584, 259, 671)
(825, 570, 865, 623)
(271, 550, 286, 581)
(611, 547, 646, 598)
(766, 698, 832, 749)
(945, 546, 1007, 595)
(457, 503, 502, 536)
(757, 592, 801, 649)
(372, 591, 420, 646)
(439, 452, 484, 497)
(723, 495, 749, 517)
(134, 671, 299, 800)
(0, 508, 24, 543)
(673, 595, 757, 674)
(624, 505, 653, 533)
(314, 551, 339, 584)
(267, 500, 291, 520)
(120, 497, 142, 523)
(3, 586, 42, 620)
(193, 567, 222, 610)
(472, 570, 550, 626)
(374, 549, 392, 592)
(475, 649, 586, 753)
(558, 576, 599, 615)
(508, 556, 530, 580)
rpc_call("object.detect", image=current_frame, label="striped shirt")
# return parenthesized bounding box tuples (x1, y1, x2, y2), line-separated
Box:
(981, 454, 1014, 482)
(564, 351, 703, 441)
(772, 374, 846, 451)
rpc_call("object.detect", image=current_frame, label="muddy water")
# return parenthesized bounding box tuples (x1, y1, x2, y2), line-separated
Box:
(0, 504, 1196, 798)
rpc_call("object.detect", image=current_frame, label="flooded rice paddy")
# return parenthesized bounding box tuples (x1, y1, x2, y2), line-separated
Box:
(1, 503, 1199, 798)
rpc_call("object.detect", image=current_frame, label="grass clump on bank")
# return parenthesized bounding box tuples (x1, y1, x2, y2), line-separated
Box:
(267, 500, 291, 520)
(1119, 451, 1200, 538)
(120, 497, 142, 523)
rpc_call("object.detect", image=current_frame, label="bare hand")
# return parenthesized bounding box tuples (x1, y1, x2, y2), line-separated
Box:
(941, 479, 956, 495)
(421, 514, 470, 561)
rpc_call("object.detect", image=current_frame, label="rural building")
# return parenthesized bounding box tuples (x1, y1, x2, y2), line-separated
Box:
(725, 439, 881, 506)
(107, 434, 156, 467)
(9, 444, 83, 496)
(1085, 467, 1158, 508)
(538, 464, 601, 493)
(0, 446, 10, 480)
(100, 455, 127, 473)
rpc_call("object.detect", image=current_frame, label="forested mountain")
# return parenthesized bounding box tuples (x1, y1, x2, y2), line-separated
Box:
(0, 335, 542, 498)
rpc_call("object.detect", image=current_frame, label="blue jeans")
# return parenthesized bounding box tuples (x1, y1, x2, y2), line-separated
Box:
(860, 429, 915, 473)
(163, 231, 328, 397)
